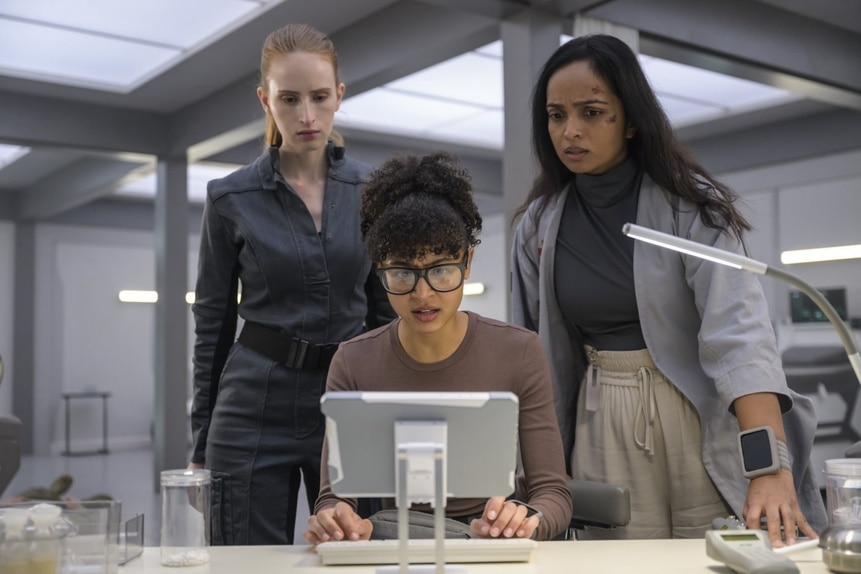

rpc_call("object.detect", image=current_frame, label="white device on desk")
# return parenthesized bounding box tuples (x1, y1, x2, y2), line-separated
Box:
(316, 538, 537, 566)
(705, 530, 799, 574)
(319, 391, 521, 574)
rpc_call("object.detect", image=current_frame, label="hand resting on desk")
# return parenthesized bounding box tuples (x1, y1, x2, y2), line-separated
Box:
(303, 497, 540, 545)
(470, 496, 540, 539)
(744, 470, 818, 548)
(304, 501, 373, 545)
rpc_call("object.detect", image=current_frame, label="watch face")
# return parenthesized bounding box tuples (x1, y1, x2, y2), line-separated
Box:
(741, 428, 774, 472)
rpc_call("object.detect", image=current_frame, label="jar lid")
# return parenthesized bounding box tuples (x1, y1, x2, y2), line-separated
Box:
(161, 468, 211, 487)
(827, 459, 861, 477)
(28, 503, 62, 527)
(0, 508, 30, 531)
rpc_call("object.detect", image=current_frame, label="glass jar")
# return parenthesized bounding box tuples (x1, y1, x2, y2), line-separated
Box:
(160, 469, 211, 567)
(28, 503, 63, 574)
(0, 508, 31, 574)
(825, 458, 861, 525)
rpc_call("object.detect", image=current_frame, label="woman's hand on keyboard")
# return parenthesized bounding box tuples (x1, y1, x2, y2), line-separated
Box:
(302, 501, 373, 545)
(470, 496, 540, 540)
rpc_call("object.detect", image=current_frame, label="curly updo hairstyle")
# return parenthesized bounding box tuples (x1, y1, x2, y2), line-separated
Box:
(360, 152, 482, 264)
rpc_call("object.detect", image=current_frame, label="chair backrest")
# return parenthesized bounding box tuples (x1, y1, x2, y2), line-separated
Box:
(0, 415, 21, 497)
(568, 478, 631, 531)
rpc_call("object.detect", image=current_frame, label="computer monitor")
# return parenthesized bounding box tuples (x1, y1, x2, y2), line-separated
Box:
(790, 287, 848, 323)
(320, 391, 523, 572)
(320, 391, 519, 500)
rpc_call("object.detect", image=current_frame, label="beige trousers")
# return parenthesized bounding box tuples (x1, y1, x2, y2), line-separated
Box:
(572, 346, 731, 539)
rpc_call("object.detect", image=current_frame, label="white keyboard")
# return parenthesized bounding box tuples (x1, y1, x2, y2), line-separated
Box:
(316, 537, 537, 565)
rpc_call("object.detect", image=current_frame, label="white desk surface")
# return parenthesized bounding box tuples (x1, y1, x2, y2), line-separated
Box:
(119, 539, 831, 573)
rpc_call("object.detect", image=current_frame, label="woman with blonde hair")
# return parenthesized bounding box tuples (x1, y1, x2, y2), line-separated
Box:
(189, 23, 395, 545)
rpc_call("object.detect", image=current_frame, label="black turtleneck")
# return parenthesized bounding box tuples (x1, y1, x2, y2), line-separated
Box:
(554, 158, 647, 351)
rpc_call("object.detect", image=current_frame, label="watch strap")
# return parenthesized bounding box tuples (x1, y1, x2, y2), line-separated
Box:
(775, 438, 791, 472)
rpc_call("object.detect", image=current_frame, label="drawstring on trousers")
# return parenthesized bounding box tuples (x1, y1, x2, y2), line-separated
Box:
(585, 347, 602, 412)
(584, 346, 657, 456)
(634, 366, 657, 456)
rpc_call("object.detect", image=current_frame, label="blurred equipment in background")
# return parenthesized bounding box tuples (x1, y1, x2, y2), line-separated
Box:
(783, 345, 861, 488)
(0, 353, 22, 497)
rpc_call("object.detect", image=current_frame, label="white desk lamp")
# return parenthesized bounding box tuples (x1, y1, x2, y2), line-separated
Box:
(621, 223, 861, 389)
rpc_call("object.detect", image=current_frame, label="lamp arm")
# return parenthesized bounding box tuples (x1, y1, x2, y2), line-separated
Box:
(621, 222, 861, 385)
(765, 266, 861, 384)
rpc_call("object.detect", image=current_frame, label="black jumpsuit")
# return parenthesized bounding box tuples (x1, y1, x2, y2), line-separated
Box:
(190, 143, 395, 545)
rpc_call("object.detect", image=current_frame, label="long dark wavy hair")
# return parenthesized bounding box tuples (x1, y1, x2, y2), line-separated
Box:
(518, 34, 750, 237)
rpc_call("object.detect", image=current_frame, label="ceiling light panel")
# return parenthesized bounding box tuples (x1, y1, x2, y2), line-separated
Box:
(0, 19, 176, 88)
(475, 41, 503, 59)
(0, 0, 262, 48)
(0, 144, 30, 170)
(422, 110, 504, 150)
(0, 0, 277, 90)
(337, 41, 504, 147)
(653, 94, 725, 127)
(386, 52, 503, 109)
(641, 55, 798, 116)
(338, 90, 486, 137)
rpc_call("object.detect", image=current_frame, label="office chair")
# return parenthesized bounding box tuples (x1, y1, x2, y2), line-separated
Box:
(567, 478, 631, 538)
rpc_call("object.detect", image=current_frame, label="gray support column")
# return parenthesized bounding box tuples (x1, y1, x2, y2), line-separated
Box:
(771, 189, 790, 323)
(153, 155, 189, 491)
(501, 9, 562, 320)
(12, 222, 35, 454)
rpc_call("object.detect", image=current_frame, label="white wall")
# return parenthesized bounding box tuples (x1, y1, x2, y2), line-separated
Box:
(0, 221, 14, 414)
(721, 148, 861, 328)
(31, 224, 198, 454)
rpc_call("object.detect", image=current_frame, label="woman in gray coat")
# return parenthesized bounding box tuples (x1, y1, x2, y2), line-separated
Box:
(511, 34, 826, 545)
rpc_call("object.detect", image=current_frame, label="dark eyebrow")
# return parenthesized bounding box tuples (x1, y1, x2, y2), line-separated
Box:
(575, 98, 609, 106)
(384, 255, 458, 268)
(546, 98, 609, 108)
(275, 87, 332, 96)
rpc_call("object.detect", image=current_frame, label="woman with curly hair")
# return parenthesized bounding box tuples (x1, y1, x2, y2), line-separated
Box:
(511, 34, 825, 543)
(303, 152, 572, 544)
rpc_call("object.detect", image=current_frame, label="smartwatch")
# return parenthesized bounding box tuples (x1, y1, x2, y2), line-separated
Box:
(738, 426, 789, 479)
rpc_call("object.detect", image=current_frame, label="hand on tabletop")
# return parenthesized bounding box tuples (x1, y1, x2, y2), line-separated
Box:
(303, 501, 373, 545)
(470, 496, 540, 539)
(743, 469, 818, 547)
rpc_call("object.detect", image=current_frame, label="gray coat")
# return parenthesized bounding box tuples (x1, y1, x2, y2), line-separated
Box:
(511, 178, 827, 532)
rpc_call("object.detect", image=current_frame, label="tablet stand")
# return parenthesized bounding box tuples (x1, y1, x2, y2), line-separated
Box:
(376, 420, 467, 574)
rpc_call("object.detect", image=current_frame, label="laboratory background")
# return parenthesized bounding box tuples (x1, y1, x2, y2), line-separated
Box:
(0, 0, 860, 545)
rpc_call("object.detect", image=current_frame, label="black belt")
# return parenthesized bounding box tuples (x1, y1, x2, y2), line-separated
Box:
(238, 321, 339, 371)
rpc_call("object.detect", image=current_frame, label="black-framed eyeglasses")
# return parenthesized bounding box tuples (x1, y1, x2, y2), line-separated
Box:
(375, 257, 469, 295)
